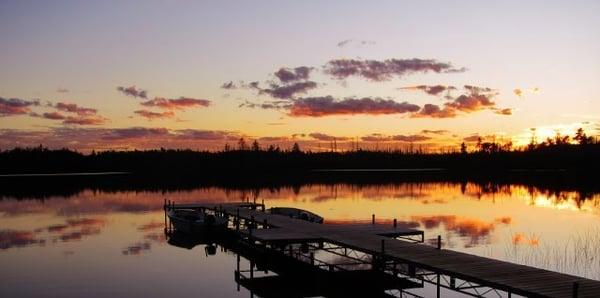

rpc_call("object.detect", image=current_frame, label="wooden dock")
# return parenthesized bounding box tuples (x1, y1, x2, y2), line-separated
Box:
(168, 202, 600, 298)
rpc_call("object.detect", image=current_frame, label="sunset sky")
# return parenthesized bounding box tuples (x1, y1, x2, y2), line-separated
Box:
(1, 1, 599, 152)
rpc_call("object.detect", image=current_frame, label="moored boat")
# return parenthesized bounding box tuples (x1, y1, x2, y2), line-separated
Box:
(167, 209, 228, 234)
(268, 207, 324, 224)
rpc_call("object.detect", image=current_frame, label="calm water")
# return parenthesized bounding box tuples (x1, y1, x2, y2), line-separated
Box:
(1, 180, 599, 297)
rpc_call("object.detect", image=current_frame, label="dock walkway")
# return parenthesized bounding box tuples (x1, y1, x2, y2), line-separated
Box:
(171, 202, 600, 298)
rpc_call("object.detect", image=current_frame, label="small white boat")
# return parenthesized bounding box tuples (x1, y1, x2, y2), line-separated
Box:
(268, 207, 324, 224)
(167, 209, 228, 234)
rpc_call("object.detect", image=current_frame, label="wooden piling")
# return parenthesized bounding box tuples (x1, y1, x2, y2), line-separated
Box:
(437, 235, 441, 250)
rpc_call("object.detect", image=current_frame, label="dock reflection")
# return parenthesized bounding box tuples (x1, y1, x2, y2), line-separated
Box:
(165, 230, 424, 298)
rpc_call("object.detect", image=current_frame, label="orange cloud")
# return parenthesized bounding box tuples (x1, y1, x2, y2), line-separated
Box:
(289, 96, 420, 117)
(134, 109, 175, 120)
(140, 97, 210, 110)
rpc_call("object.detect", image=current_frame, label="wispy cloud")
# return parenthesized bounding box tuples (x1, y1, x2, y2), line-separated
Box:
(361, 133, 431, 142)
(134, 110, 175, 120)
(309, 132, 351, 141)
(323, 58, 466, 82)
(140, 97, 210, 110)
(421, 129, 449, 135)
(336, 39, 376, 48)
(116, 85, 148, 99)
(399, 85, 456, 96)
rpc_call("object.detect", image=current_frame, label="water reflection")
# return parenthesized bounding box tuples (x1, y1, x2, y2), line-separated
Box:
(1, 180, 600, 297)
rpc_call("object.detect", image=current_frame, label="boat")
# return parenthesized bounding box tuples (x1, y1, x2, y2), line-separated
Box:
(167, 208, 228, 234)
(268, 207, 324, 224)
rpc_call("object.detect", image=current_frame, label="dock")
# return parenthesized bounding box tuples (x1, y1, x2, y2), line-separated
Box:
(165, 201, 600, 298)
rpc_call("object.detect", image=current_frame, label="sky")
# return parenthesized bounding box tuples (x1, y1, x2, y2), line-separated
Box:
(1, 0, 599, 152)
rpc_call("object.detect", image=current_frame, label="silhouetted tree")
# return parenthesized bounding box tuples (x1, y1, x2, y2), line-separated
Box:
(460, 142, 467, 154)
(291, 142, 301, 153)
(574, 128, 592, 145)
(251, 140, 260, 151)
(238, 138, 248, 150)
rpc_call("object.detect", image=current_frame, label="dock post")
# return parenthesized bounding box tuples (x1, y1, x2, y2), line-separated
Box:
(372, 214, 375, 225)
(393, 218, 397, 228)
(263, 219, 267, 229)
(436, 273, 441, 298)
(250, 215, 255, 229)
(437, 235, 441, 250)
(261, 198, 264, 211)
(381, 239, 385, 254)
(573, 281, 579, 298)
(310, 252, 315, 265)
(163, 199, 167, 228)
(236, 208, 240, 230)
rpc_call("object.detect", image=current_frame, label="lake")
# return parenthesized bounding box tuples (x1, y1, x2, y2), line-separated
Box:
(1, 178, 599, 297)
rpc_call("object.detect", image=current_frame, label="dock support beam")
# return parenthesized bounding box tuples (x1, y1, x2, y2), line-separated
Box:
(573, 281, 579, 298)
(393, 218, 397, 228)
(437, 235, 441, 250)
(372, 214, 375, 225)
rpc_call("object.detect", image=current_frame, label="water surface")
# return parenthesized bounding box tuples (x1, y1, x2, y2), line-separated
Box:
(1, 180, 599, 297)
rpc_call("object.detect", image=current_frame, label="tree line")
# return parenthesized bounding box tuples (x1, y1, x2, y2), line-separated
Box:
(0, 128, 598, 175)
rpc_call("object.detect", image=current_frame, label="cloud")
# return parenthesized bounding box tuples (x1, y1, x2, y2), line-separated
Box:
(323, 58, 466, 81)
(134, 110, 175, 120)
(514, 87, 540, 98)
(274, 66, 313, 83)
(32, 110, 105, 125)
(42, 112, 67, 120)
(289, 96, 420, 117)
(220, 81, 237, 89)
(421, 129, 449, 135)
(177, 129, 239, 140)
(493, 108, 512, 115)
(0, 97, 40, 117)
(336, 39, 376, 47)
(413, 104, 457, 118)
(103, 127, 170, 140)
(399, 85, 456, 96)
(259, 81, 318, 99)
(361, 133, 391, 142)
(337, 39, 352, 47)
(57, 88, 69, 93)
(54, 102, 97, 116)
(309, 132, 351, 141)
(392, 134, 431, 142)
(445, 93, 495, 112)
(513, 88, 523, 97)
(413, 85, 506, 118)
(258, 136, 290, 142)
(463, 135, 481, 142)
(140, 97, 210, 110)
(116, 86, 148, 99)
(62, 116, 106, 126)
(240, 100, 292, 110)
(360, 133, 431, 142)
